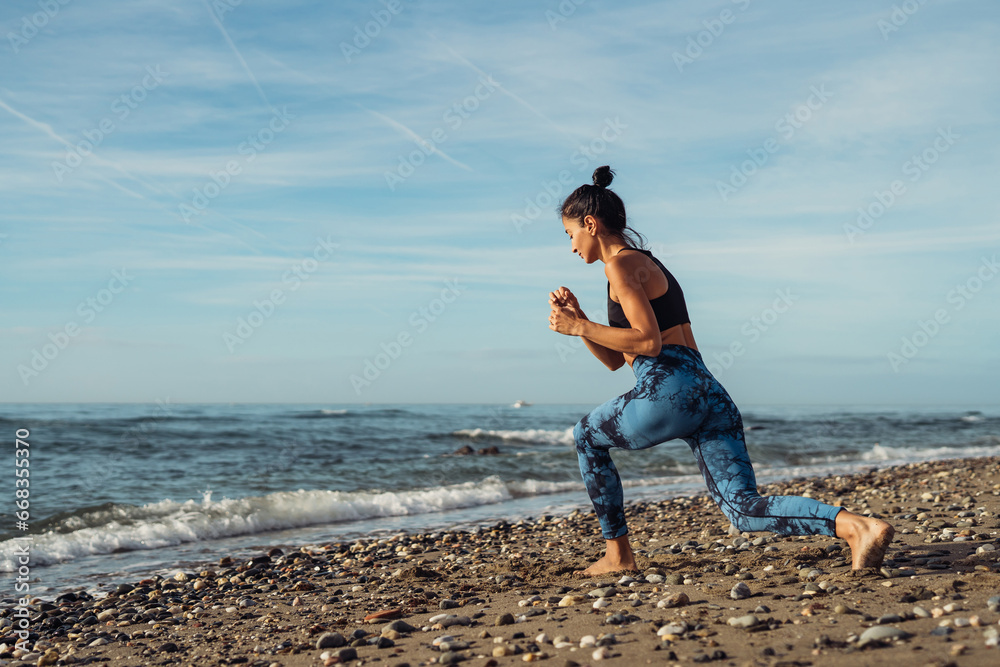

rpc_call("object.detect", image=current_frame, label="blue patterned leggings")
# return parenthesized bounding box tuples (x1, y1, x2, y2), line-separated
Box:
(574, 345, 842, 540)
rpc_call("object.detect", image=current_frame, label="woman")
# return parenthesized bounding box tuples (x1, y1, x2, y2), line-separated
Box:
(548, 166, 894, 576)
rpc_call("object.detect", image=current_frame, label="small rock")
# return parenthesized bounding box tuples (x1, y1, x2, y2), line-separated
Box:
(731, 582, 752, 600)
(382, 619, 418, 634)
(657, 623, 686, 636)
(496, 613, 515, 626)
(727, 614, 759, 629)
(658, 592, 689, 609)
(316, 632, 346, 649)
(559, 595, 586, 607)
(858, 625, 911, 648)
(588, 587, 615, 598)
(364, 608, 403, 622)
(429, 614, 471, 627)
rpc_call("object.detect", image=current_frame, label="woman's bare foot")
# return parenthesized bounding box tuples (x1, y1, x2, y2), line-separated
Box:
(835, 509, 895, 569)
(576, 535, 639, 576)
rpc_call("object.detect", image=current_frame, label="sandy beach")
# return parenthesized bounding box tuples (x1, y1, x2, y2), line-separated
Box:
(3, 456, 999, 666)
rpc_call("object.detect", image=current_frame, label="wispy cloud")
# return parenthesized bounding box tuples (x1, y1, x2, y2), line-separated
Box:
(359, 104, 473, 172)
(203, 0, 277, 115)
(428, 33, 582, 148)
(0, 0, 996, 403)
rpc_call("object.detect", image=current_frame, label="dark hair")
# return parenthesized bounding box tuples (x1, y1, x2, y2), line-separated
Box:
(559, 166, 646, 249)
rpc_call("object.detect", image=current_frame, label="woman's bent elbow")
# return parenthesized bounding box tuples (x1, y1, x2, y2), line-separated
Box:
(641, 339, 661, 357)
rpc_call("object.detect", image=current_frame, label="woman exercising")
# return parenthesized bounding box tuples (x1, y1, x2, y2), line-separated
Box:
(548, 166, 894, 576)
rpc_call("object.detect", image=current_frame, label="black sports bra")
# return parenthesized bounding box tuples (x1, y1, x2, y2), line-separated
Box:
(607, 248, 691, 331)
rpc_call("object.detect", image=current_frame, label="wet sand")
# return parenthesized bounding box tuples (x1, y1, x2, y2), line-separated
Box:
(3, 456, 1000, 666)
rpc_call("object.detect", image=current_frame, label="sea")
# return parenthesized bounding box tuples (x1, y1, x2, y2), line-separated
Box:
(1, 402, 998, 598)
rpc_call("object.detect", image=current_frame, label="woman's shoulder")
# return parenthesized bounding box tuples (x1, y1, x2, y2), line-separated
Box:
(606, 248, 655, 279)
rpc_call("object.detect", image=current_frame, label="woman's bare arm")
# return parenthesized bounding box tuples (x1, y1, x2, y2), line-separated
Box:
(548, 287, 625, 370)
(549, 256, 662, 359)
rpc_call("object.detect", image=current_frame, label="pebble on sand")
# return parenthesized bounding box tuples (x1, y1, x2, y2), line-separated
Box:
(727, 614, 759, 629)
(730, 582, 752, 600)
(857, 625, 911, 648)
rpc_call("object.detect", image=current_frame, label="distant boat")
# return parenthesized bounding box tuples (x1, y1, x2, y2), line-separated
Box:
(512, 400, 532, 408)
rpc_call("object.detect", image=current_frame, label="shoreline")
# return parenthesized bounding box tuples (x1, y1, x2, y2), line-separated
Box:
(3, 456, 1000, 665)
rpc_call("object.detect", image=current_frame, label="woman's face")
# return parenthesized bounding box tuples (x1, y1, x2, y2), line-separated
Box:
(562, 216, 596, 263)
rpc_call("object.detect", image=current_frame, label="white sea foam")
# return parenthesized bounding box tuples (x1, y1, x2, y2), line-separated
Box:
(452, 428, 575, 446)
(0, 470, 717, 573)
(0, 478, 515, 571)
(859, 441, 1000, 463)
(7, 435, 999, 575)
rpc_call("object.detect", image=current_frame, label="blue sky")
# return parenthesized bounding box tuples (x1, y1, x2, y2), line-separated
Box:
(1, 0, 997, 406)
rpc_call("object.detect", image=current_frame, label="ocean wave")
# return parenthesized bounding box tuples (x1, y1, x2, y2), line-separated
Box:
(292, 409, 352, 419)
(859, 441, 1000, 463)
(777, 441, 1000, 468)
(450, 428, 575, 446)
(4, 472, 713, 571)
(292, 408, 413, 419)
(0, 477, 544, 571)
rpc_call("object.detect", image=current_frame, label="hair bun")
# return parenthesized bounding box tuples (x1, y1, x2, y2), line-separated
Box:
(592, 165, 615, 188)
